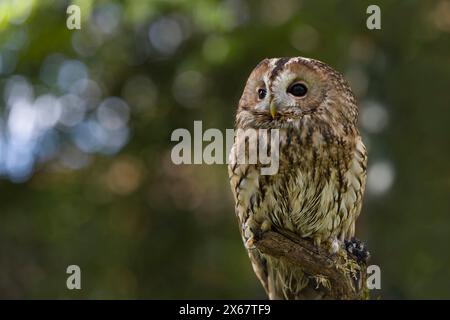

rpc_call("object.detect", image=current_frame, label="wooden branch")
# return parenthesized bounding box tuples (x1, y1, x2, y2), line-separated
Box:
(254, 230, 369, 299)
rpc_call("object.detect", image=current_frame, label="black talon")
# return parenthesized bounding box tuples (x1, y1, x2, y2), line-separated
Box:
(345, 238, 370, 263)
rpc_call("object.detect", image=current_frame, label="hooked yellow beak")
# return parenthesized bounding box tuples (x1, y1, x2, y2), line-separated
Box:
(270, 101, 277, 119)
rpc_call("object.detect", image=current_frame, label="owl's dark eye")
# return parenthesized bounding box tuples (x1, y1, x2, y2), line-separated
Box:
(288, 83, 308, 97)
(257, 88, 267, 100)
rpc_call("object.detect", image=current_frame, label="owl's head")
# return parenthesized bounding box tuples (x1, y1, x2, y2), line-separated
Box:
(236, 57, 358, 133)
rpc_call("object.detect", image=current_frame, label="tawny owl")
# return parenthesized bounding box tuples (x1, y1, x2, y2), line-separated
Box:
(228, 57, 367, 299)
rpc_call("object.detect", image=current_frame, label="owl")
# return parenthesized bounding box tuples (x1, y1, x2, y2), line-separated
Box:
(228, 57, 367, 299)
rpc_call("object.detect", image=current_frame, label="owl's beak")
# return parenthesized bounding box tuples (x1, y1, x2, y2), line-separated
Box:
(270, 101, 277, 119)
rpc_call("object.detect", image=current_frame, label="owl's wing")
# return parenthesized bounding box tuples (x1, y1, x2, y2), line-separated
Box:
(228, 144, 271, 296)
(340, 136, 367, 240)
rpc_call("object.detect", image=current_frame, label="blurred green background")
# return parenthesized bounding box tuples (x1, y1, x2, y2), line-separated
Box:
(0, 0, 449, 299)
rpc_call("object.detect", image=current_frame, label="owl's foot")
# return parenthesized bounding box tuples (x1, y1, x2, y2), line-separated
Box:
(329, 238, 341, 254)
(312, 235, 341, 255)
(345, 237, 370, 263)
(318, 237, 342, 255)
(243, 218, 271, 250)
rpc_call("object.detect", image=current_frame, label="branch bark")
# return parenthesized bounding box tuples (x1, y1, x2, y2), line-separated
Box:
(254, 230, 369, 299)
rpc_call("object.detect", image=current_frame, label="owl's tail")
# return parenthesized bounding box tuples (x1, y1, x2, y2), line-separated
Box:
(264, 255, 329, 300)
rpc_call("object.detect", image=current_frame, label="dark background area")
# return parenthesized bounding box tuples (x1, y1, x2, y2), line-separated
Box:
(0, 0, 449, 299)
